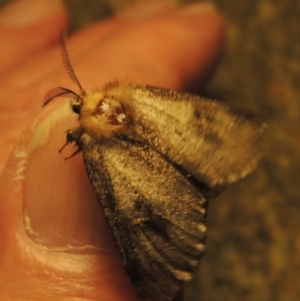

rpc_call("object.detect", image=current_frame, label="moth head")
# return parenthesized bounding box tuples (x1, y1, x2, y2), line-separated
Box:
(43, 31, 134, 140)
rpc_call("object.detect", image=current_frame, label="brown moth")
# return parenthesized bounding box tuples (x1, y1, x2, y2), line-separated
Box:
(44, 34, 266, 301)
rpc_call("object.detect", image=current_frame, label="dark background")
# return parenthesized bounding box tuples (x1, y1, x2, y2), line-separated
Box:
(1, 0, 299, 300)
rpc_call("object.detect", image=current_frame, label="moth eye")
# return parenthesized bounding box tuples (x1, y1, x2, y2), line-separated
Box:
(96, 98, 128, 125)
(72, 103, 81, 114)
(71, 97, 81, 114)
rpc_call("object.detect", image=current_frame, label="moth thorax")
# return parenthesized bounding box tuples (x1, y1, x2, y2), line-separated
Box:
(96, 97, 128, 125)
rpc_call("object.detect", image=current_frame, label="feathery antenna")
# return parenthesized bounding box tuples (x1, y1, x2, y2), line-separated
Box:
(60, 31, 83, 91)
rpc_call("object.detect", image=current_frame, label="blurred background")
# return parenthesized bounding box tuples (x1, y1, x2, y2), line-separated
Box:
(0, 0, 299, 300)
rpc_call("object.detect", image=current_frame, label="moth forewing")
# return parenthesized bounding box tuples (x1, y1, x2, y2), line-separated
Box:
(129, 84, 266, 188)
(82, 137, 208, 301)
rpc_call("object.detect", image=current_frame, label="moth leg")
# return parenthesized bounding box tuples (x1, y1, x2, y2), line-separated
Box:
(59, 127, 85, 159)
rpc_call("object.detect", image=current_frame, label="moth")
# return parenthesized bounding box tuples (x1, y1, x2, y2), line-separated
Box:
(44, 34, 266, 301)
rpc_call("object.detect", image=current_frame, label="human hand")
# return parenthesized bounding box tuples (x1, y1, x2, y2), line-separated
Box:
(0, 0, 224, 300)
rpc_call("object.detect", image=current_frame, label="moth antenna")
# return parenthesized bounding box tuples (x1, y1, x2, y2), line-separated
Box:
(60, 31, 83, 92)
(43, 86, 80, 107)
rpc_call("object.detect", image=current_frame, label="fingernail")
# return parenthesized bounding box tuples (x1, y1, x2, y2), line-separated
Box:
(118, 0, 177, 19)
(178, 2, 217, 16)
(23, 103, 116, 251)
(0, 0, 63, 26)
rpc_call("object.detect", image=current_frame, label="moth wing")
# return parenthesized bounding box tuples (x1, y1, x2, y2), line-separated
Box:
(82, 136, 207, 301)
(130, 85, 266, 188)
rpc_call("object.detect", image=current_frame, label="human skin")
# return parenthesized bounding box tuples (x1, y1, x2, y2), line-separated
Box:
(0, 0, 224, 300)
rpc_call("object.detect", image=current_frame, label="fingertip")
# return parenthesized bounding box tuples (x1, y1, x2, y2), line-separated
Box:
(77, 1, 225, 90)
(0, 0, 67, 27)
(22, 100, 114, 250)
(177, 3, 226, 89)
(0, 100, 139, 300)
(0, 0, 69, 73)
